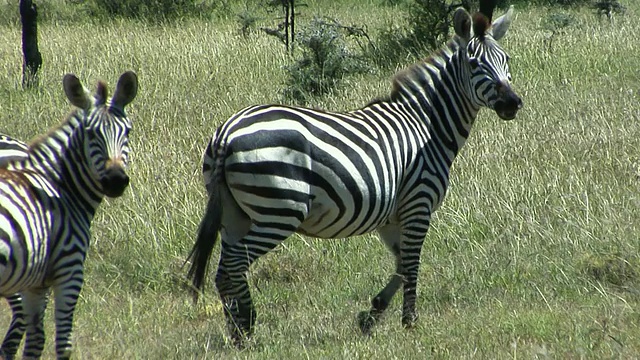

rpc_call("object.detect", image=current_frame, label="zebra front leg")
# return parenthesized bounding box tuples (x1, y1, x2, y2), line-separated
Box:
(399, 237, 426, 328)
(358, 224, 406, 334)
(1, 294, 26, 360)
(21, 288, 50, 359)
(52, 272, 84, 359)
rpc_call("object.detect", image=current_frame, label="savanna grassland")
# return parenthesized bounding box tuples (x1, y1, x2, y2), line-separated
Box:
(1, 0, 640, 358)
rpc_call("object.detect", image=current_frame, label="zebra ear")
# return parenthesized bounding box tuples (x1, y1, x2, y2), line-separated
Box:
(63, 74, 93, 111)
(453, 8, 472, 42)
(112, 71, 138, 109)
(490, 5, 514, 41)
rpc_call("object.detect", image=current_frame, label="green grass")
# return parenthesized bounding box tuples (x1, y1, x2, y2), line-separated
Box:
(1, 1, 640, 358)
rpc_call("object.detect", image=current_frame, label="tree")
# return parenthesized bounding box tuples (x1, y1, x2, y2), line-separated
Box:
(20, 0, 42, 89)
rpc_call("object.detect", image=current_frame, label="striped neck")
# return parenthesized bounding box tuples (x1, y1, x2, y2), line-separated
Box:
(388, 39, 480, 158)
(20, 111, 104, 216)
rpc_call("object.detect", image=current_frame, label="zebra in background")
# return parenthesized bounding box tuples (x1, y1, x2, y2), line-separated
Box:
(0, 135, 29, 359)
(0, 71, 138, 360)
(187, 2, 522, 345)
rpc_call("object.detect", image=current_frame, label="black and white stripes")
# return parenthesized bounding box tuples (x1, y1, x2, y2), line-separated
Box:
(187, 6, 522, 345)
(0, 136, 29, 359)
(0, 71, 137, 360)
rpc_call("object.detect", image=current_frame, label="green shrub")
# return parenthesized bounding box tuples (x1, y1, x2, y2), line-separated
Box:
(368, 0, 454, 69)
(89, 0, 219, 22)
(496, 0, 591, 6)
(283, 17, 370, 103)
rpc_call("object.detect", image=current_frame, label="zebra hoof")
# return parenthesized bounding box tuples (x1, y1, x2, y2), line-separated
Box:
(401, 312, 419, 329)
(357, 311, 376, 335)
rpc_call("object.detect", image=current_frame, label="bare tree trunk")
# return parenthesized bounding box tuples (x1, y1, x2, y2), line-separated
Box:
(290, 0, 295, 47)
(20, 0, 42, 89)
(284, 0, 289, 52)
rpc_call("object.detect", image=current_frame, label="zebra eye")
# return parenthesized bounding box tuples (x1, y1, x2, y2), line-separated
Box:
(469, 58, 480, 70)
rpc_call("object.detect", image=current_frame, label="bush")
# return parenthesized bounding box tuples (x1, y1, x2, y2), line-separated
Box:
(368, 0, 455, 69)
(283, 17, 370, 103)
(368, 0, 594, 69)
(496, 0, 592, 6)
(89, 0, 219, 22)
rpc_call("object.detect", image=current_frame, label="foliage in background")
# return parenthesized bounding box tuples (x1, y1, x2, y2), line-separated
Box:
(237, 7, 260, 37)
(89, 0, 219, 22)
(542, 11, 576, 52)
(0, 0, 225, 25)
(380, 0, 596, 9)
(368, 0, 459, 69)
(283, 17, 370, 103)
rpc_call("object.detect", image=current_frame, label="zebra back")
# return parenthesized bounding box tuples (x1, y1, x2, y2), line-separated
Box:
(0, 135, 28, 167)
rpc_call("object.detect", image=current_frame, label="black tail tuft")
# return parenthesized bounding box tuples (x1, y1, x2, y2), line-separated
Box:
(186, 187, 222, 303)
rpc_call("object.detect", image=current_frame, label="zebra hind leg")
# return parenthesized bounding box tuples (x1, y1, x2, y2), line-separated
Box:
(1, 294, 26, 360)
(215, 224, 294, 346)
(20, 289, 50, 359)
(215, 264, 256, 347)
(358, 271, 404, 335)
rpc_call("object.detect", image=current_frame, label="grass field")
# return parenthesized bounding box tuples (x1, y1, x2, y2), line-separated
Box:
(1, 1, 640, 358)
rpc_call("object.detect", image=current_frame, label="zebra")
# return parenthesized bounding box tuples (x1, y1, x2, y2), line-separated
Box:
(0, 71, 138, 359)
(0, 136, 28, 166)
(186, 3, 522, 345)
(0, 135, 29, 359)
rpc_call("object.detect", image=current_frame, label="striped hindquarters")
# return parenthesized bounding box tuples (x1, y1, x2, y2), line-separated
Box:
(0, 171, 51, 295)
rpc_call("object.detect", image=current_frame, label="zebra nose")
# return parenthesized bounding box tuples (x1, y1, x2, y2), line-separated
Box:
(494, 86, 522, 120)
(101, 165, 130, 198)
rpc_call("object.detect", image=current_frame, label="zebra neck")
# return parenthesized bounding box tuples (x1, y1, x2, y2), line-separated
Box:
(21, 112, 103, 216)
(390, 40, 480, 158)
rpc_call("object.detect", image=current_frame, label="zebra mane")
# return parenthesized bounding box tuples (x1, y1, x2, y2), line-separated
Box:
(472, 12, 491, 41)
(387, 40, 459, 101)
(364, 96, 391, 107)
(27, 109, 83, 150)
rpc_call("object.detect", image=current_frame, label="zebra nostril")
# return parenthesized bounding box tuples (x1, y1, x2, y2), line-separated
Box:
(101, 167, 130, 198)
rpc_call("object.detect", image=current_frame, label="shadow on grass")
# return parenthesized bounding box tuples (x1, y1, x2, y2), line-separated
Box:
(580, 252, 639, 290)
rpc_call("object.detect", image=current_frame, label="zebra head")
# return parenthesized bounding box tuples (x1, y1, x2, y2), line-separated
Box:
(62, 71, 138, 198)
(453, 6, 523, 120)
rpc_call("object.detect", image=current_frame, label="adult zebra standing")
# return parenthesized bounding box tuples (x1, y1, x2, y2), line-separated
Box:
(187, 4, 522, 344)
(0, 135, 29, 359)
(0, 71, 138, 359)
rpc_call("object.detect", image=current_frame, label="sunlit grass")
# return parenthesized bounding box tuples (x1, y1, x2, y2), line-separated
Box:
(1, 1, 639, 358)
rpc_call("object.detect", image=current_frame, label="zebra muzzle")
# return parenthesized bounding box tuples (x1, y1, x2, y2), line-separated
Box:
(494, 87, 523, 120)
(101, 165, 130, 198)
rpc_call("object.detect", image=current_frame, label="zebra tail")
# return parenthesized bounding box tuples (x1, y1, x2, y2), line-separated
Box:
(186, 182, 223, 304)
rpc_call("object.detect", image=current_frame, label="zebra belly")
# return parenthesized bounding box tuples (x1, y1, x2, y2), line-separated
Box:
(224, 148, 393, 239)
(297, 201, 388, 239)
